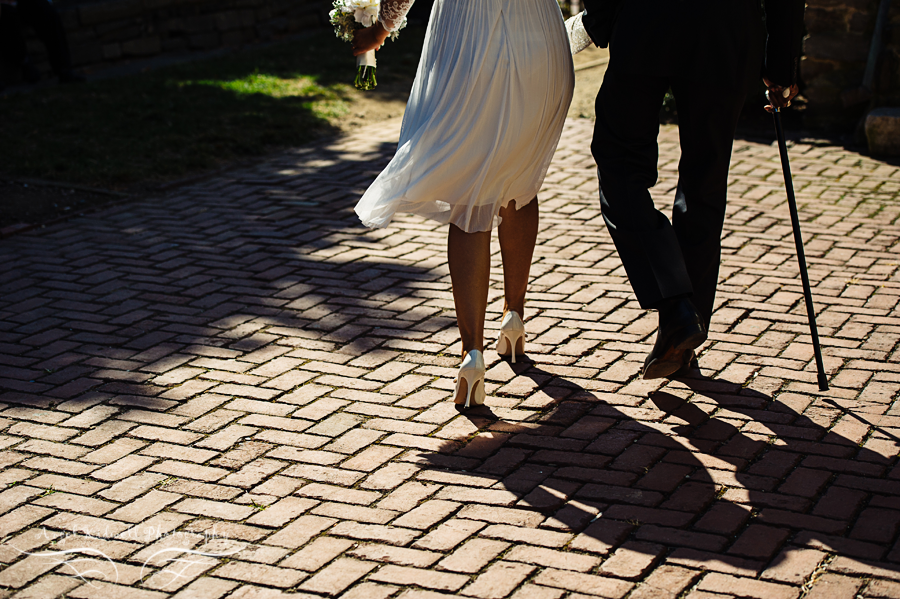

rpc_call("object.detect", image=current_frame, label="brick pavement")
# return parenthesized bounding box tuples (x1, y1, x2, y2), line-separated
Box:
(0, 117, 899, 599)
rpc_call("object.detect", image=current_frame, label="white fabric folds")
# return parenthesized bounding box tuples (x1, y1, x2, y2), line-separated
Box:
(355, 0, 575, 233)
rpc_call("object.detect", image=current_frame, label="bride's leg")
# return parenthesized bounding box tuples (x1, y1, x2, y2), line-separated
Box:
(448, 223, 491, 404)
(448, 223, 491, 357)
(498, 198, 539, 316)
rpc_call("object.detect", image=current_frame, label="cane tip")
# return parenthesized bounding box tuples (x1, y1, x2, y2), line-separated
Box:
(817, 373, 829, 392)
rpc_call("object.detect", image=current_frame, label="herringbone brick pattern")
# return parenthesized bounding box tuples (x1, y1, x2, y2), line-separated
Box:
(1, 117, 899, 599)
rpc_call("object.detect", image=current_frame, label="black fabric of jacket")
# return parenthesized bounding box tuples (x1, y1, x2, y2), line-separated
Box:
(581, 0, 804, 88)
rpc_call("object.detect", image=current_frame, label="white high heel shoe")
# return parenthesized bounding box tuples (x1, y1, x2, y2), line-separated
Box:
(455, 349, 486, 409)
(497, 311, 526, 364)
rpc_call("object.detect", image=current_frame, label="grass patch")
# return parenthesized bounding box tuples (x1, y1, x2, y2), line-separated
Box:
(0, 27, 424, 190)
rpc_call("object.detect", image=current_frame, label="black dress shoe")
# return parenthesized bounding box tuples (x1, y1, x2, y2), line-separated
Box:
(642, 297, 707, 380)
(670, 349, 701, 378)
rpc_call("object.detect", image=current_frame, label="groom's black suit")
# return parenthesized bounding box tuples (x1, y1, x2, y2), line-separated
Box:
(581, 0, 804, 331)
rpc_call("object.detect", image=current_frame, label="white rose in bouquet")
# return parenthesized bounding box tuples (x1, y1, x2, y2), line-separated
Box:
(329, 0, 407, 90)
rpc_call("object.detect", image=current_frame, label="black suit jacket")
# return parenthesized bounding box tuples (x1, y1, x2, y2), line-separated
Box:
(581, 0, 803, 88)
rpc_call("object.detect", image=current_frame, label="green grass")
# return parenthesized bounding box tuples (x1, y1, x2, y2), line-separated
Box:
(0, 27, 424, 189)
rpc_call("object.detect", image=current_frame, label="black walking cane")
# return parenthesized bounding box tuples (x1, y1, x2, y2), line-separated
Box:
(771, 101, 829, 391)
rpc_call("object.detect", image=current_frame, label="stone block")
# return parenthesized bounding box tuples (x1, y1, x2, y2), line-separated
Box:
(800, 56, 839, 82)
(239, 9, 257, 26)
(161, 38, 189, 53)
(804, 34, 869, 61)
(189, 31, 220, 49)
(79, 0, 143, 26)
(221, 30, 243, 46)
(122, 36, 162, 56)
(805, 7, 853, 34)
(142, 0, 182, 11)
(270, 15, 288, 31)
(865, 108, 900, 155)
(849, 9, 878, 34)
(59, 8, 80, 29)
(876, 50, 899, 89)
(67, 28, 98, 45)
(25, 39, 45, 57)
(163, 17, 187, 33)
(102, 43, 122, 60)
(806, 0, 872, 9)
(69, 42, 103, 66)
(214, 10, 243, 31)
(183, 15, 215, 33)
(95, 19, 143, 39)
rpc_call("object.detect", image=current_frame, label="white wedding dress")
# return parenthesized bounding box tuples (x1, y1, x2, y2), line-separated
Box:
(355, 0, 575, 233)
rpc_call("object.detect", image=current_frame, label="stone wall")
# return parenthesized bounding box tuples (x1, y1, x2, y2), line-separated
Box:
(803, 0, 900, 130)
(16, 0, 326, 79)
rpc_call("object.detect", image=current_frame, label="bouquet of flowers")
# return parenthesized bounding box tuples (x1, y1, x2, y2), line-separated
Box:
(329, 0, 406, 90)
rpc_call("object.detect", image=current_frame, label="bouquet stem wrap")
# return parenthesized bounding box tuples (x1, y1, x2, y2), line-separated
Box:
(356, 49, 377, 91)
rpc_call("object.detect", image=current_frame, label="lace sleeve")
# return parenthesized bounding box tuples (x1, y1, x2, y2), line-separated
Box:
(565, 12, 592, 55)
(379, 0, 414, 33)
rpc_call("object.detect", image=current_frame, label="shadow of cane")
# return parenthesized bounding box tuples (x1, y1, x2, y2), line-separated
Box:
(410, 359, 900, 582)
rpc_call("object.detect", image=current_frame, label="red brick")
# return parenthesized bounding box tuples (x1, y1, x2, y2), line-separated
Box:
(264, 515, 336, 549)
(803, 573, 863, 599)
(598, 541, 664, 580)
(393, 500, 460, 530)
(627, 565, 700, 599)
(463, 561, 536, 598)
(693, 501, 751, 535)
(329, 521, 419, 546)
(851, 507, 900, 543)
(437, 538, 510, 573)
(413, 519, 485, 552)
(504, 545, 600, 573)
(778, 467, 833, 497)
(532, 568, 633, 598)
(727, 525, 790, 560)
(299, 558, 378, 595)
(215, 561, 306, 588)
(667, 548, 764, 577)
(569, 519, 633, 555)
(660, 482, 717, 512)
(812, 486, 866, 520)
(635, 463, 692, 492)
(760, 548, 827, 584)
(697, 573, 799, 599)
(758, 508, 846, 535)
(348, 543, 441, 568)
(279, 536, 354, 571)
(369, 565, 469, 592)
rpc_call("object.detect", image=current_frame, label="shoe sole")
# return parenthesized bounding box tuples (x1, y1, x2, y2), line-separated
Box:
(643, 330, 706, 380)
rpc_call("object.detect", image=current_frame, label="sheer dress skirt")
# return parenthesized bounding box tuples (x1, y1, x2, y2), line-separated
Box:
(355, 0, 575, 233)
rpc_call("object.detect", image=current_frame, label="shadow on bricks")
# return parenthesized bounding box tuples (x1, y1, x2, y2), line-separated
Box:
(0, 118, 899, 597)
(419, 360, 900, 590)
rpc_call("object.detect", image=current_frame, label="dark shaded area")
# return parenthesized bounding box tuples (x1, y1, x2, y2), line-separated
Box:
(0, 180, 124, 230)
(0, 27, 424, 191)
(438, 356, 900, 574)
(1, 84, 898, 597)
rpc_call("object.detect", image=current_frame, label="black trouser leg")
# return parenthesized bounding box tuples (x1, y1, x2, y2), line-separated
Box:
(669, 79, 749, 330)
(0, 5, 28, 68)
(592, 67, 693, 309)
(15, 0, 72, 75)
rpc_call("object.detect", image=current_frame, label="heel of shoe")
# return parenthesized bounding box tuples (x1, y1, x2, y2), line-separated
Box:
(497, 311, 526, 364)
(455, 349, 486, 409)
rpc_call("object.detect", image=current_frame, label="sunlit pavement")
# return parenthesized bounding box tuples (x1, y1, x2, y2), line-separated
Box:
(1, 118, 900, 598)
